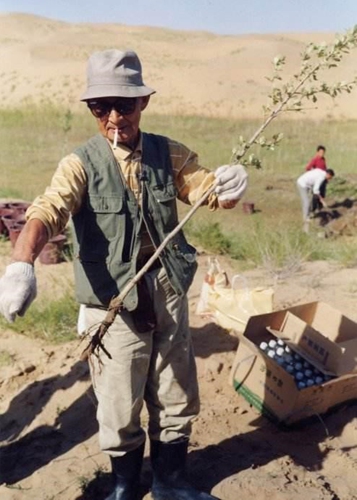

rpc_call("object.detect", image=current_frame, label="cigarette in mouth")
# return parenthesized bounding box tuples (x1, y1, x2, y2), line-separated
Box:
(113, 128, 118, 149)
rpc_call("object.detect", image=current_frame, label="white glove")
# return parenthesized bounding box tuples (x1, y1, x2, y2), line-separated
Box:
(0, 262, 37, 322)
(214, 164, 248, 201)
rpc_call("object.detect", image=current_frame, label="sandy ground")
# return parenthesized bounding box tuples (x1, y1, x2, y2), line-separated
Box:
(0, 250, 357, 500)
(1, 13, 357, 120)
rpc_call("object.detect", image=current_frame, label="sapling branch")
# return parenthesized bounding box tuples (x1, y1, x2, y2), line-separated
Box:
(232, 25, 357, 168)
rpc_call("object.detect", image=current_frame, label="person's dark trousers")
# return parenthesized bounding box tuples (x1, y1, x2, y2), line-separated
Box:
(105, 442, 145, 500)
(150, 438, 220, 500)
(311, 193, 323, 213)
(320, 179, 327, 199)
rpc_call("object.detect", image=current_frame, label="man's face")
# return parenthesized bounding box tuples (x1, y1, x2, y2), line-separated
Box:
(318, 148, 325, 158)
(87, 96, 150, 148)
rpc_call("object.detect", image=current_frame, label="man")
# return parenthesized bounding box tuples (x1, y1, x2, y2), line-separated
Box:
(0, 49, 248, 500)
(297, 168, 335, 229)
(305, 145, 327, 172)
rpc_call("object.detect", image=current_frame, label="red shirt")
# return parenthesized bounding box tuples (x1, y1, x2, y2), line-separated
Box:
(305, 155, 327, 171)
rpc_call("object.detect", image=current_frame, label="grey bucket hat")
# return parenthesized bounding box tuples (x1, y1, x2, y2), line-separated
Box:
(80, 49, 155, 101)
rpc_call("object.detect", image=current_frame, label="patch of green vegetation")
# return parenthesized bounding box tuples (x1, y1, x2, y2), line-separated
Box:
(327, 236, 357, 267)
(0, 187, 24, 199)
(0, 292, 78, 344)
(0, 350, 14, 367)
(186, 218, 353, 277)
(187, 221, 232, 255)
(327, 176, 357, 199)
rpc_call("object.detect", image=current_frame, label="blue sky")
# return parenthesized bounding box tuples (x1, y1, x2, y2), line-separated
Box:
(1, 0, 356, 35)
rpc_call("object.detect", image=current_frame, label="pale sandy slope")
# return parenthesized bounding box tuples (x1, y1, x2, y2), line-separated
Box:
(1, 13, 357, 119)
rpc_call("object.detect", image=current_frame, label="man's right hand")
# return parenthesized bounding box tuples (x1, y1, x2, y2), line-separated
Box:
(0, 262, 37, 322)
(320, 198, 328, 208)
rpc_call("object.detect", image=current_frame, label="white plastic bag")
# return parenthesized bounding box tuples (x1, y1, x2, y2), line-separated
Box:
(196, 259, 274, 333)
(77, 304, 87, 337)
(195, 257, 229, 316)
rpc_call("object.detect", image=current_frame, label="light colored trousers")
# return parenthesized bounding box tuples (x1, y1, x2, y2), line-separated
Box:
(84, 267, 199, 457)
(297, 183, 311, 221)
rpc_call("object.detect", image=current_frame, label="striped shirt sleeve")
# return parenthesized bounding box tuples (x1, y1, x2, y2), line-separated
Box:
(167, 139, 218, 209)
(26, 153, 87, 239)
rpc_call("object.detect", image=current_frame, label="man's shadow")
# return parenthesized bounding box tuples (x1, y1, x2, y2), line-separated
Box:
(186, 402, 357, 495)
(312, 197, 357, 226)
(0, 360, 98, 485)
(191, 321, 239, 358)
(312, 209, 341, 226)
(0, 360, 89, 442)
(329, 198, 357, 210)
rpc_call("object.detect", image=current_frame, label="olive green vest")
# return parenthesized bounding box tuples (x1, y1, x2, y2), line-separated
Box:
(72, 132, 197, 310)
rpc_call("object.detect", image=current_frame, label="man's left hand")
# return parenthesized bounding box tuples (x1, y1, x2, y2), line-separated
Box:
(214, 164, 248, 204)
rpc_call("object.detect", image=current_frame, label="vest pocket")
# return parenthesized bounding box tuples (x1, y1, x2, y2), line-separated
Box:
(87, 194, 124, 214)
(166, 235, 198, 294)
(151, 183, 178, 229)
(152, 183, 177, 202)
(76, 194, 126, 259)
(173, 239, 197, 264)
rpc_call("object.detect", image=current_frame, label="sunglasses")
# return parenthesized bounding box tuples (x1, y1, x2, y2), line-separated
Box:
(87, 98, 138, 118)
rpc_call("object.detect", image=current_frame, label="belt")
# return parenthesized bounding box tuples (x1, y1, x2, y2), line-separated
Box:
(137, 255, 162, 272)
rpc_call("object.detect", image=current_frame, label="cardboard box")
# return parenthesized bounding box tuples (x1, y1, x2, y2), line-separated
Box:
(230, 301, 357, 425)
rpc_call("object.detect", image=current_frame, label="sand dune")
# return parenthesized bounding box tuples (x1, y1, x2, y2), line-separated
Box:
(1, 12, 357, 119)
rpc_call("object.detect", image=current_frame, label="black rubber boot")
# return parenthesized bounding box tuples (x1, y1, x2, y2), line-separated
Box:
(105, 442, 145, 500)
(150, 439, 220, 500)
